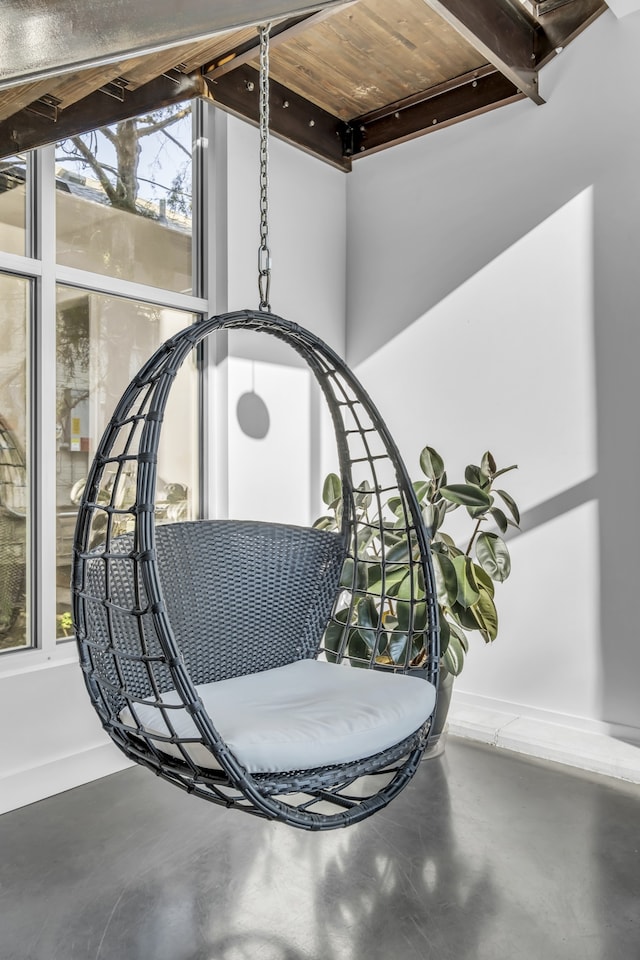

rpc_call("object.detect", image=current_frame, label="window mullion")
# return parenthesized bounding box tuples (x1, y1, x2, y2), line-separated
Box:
(33, 144, 58, 654)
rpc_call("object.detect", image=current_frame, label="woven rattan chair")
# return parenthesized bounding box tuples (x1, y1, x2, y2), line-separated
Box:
(0, 415, 27, 636)
(72, 311, 440, 830)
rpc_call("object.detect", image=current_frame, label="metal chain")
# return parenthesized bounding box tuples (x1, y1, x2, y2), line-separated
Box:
(258, 23, 271, 312)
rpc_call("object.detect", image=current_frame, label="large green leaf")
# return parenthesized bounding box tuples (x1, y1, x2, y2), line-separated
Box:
(438, 613, 451, 656)
(386, 539, 411, 563)
(440, 483, 492, 509)
(366, 562, 407, 596)
(323, 608, 350, 662)
(382, 527, 404, 548)
(339, 558, 368, 592)
(423, 500, 447, 538)
(347, 628, 376, 667)
(442, 624, 468, 676)
(396, 600, 427, 634)
(470, 587, 498, 642)
(466, 495, 493, 519)
(386, 630, 409, 664)
(490, 506, 508, 534)
(465, 464, 483, 486)
(434, 532, 459, 553)
(356, 596, 379, 650)
(473, 563, 495, 598)
(356, 526, 375, 554)
(419, 446, 445, 482)
(433, 552, 458, 606)
(354, 480, 374, 511)
(481, 450, 497, 477)
(452, 554, 480, 609)
(496, 489, 520, 525)
(322, 473, 342, 507)
(476, 532, 511, 582)
(312, 515, 336, 531)
(396, 568, 420, 601)
(412, 480, 431, 504)
(451, 601, 481, 631)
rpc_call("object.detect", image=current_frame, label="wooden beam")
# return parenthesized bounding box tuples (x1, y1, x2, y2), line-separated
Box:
(422, 0, 544, 104)
(350, 68, 524, 157)
(0, 0, 348, 90)
(204, 63, 350, 171)
(533, 0, 607, 66)
(0, 72, 204, 160)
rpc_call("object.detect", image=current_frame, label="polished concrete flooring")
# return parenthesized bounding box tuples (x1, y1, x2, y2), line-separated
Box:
(1, 738, 639, 960)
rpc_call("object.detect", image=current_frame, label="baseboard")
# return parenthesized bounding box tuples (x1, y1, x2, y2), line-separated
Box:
(0, 743, 133, 816)
(449, 693, 640, 784)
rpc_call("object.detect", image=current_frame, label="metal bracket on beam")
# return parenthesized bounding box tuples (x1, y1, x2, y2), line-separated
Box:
(339, 122, 355, 158)
(24, 95, 61, 122)
(204, 63, 351, 171)
(162, 66, 188, 84)
(351, 69, 523, 157)
(98, 78, 129, 101)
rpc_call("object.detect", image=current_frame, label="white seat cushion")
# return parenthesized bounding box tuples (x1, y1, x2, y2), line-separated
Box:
(121, 659, 436, 774)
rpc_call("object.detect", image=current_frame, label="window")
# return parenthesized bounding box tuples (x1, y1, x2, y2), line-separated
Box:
(0, 98, 208, 658)
(0, 274, 29, 651)
(56, 106, 193, 293)
(55, 288, 198, 638)
(0, 154, 28, 256)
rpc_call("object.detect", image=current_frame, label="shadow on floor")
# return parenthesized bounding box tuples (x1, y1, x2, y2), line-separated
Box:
(0, 738, 638, 960)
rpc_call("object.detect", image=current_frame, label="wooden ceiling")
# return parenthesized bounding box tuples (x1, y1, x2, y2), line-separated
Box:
(0, 0, 607, 170)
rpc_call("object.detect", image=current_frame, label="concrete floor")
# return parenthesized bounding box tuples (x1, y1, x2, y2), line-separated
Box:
(0, 738, 639, 960)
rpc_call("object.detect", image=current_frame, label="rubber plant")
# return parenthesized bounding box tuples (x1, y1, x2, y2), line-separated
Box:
(314, 447, 520, 677)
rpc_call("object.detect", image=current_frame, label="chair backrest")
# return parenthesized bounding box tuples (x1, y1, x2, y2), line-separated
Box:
(83, 519, 345, 714)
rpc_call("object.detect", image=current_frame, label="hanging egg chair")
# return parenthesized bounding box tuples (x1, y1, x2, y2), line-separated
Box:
(71, 26, 440, 830)
(72, 310, 440, 829)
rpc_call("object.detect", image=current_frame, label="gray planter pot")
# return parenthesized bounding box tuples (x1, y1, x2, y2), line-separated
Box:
(423, 668, 454, 759)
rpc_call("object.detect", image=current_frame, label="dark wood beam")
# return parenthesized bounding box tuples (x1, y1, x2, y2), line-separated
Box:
(533, 0, 607, 67)
(204, 63, 350, 171)
(350, 68, 524, 158)
(0, 72, 204, 160)
(205, 3, 357, 79)
(422, 0, 544, 104)
(0, 0, 348, 91)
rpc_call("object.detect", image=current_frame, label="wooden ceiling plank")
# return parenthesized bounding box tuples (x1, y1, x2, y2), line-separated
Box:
(204, 4, 357, 80)
(0, 73, 204, 160)
(352, 68, 524, 155)
(204, 63, 350, 170)
(120, 32, 259, 89)
(45, 63, 140, 110)
(0, 79, 60, 124)
(422, 0, 544, 104)
(174, 29, 260, 75)
(265, 0, 488, 119)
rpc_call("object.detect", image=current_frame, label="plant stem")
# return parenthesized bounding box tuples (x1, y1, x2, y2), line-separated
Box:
(465, 518, 483, 556)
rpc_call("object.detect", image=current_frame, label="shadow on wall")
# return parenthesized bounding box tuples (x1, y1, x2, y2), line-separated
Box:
(351, 183, 640, 743)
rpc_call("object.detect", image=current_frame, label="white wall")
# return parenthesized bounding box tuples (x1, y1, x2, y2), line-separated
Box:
(220, 115, 347, 525)
(347, 9, 640, 743)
